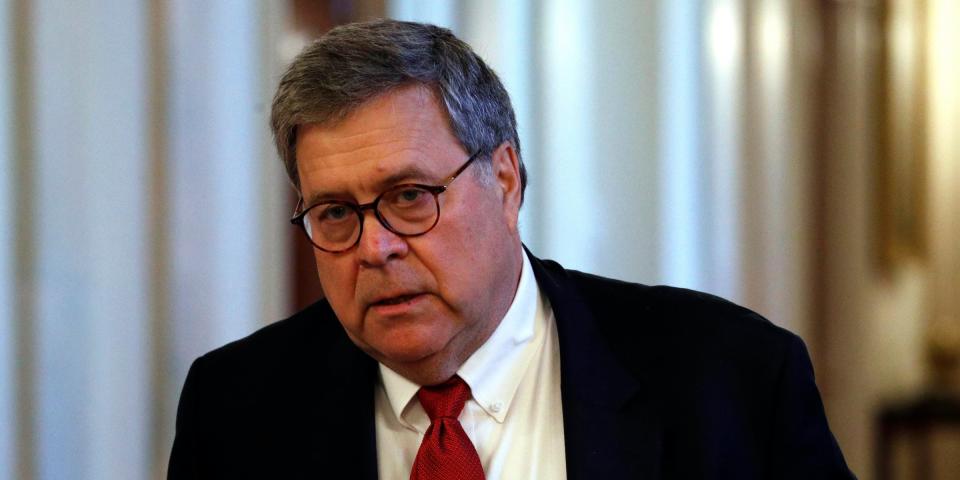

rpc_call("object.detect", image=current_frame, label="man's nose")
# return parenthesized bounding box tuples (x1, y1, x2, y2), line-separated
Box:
(356, 211, 408, 267)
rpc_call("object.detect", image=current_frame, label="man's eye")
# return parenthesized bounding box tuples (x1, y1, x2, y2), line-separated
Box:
(386, 187, 430, 209)
(397, 188, 425, 203)
(318, 205, 351, 221)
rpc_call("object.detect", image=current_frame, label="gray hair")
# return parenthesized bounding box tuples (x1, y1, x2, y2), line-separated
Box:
(270, 19, 526, 202)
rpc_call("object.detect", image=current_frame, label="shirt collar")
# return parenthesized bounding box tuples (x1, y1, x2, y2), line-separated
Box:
(379, 361, 420, 430)
(378, 252, 542, 426)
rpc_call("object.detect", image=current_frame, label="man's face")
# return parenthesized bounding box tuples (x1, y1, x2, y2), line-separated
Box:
(295, 85, 524, 385)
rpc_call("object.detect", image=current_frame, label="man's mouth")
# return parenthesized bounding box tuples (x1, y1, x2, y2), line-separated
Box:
(373, 294, 420, 306)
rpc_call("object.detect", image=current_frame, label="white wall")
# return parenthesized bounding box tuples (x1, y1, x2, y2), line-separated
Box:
(0, 0, 15, 477)
(0, 1, 290, 478)
(927, 0, 960, 334)
(29, 1, 151, 478)
(163, 0, 291, 475)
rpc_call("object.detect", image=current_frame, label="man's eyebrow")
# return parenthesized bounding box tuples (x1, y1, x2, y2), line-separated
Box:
(304, 164, 437, 207)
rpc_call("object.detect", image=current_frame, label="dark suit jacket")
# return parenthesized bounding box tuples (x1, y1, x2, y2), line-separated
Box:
(168, 252, 855, 479)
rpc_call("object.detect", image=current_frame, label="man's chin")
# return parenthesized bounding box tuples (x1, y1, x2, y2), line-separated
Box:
(361, 311, 454, 361)
(374, 341, 444, 365)
(369, 341, 462, 384)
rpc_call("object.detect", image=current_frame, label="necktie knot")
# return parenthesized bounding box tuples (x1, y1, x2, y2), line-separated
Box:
(410, 375, 485, 480)
(417, 375, 471, 421)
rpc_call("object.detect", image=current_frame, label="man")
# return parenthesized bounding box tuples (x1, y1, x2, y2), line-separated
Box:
(169, 19, 854, 479)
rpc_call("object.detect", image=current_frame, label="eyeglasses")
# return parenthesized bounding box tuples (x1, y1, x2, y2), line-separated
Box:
(291, 151, 482, 253)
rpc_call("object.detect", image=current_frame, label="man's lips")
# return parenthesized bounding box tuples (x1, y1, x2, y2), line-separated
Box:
(366, 292, 428, 317)
(368, 292, 425, 308)
(373, 293, 420, 306)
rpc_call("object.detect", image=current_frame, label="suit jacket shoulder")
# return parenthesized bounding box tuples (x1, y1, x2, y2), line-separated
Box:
(564, 264, 797, 378)
(531, 256, 854, 479)
(168, 301, 378, 479)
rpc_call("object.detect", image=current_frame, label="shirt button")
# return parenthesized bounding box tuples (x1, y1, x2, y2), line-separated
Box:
(490, 401, 503, 413)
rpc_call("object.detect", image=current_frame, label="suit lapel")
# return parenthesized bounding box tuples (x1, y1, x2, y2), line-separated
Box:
(528, 251, 662, 480)
(302, 304, 380, 480)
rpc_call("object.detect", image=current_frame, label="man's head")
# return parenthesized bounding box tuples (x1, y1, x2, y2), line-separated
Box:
(270, 20, 526, 386)
(271, 19, 527, 198)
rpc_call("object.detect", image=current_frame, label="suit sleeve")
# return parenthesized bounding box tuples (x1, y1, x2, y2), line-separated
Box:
(770, 335, 857, 479)
(167, 357, 206, 479)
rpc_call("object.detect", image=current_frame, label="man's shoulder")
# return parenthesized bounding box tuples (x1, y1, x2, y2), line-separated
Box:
(535, 257, 800, 368)
(170, 300, 377, 476)
(188, 300, 350, 385)
(573, 268, 784, 334)
(531, 257, 854, 478)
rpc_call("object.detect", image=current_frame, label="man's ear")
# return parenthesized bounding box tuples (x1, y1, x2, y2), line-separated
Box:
(490, 142, 522, 231)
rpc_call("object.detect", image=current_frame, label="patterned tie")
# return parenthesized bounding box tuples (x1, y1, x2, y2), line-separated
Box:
(410, 375, 485, 480)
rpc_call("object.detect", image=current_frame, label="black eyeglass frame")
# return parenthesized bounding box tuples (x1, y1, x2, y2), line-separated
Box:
(290, 150, 483, 253)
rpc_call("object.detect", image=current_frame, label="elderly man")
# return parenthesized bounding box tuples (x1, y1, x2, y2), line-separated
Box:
(168, 19, 854, 479)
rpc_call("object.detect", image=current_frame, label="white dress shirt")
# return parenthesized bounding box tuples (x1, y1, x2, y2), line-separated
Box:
(375, 253, 567, 479)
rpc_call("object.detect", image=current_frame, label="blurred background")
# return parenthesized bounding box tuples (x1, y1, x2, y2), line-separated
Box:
(1, 0, 958, 478)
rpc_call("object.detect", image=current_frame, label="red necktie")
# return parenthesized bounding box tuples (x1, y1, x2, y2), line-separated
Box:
(410, 375, 485, 480)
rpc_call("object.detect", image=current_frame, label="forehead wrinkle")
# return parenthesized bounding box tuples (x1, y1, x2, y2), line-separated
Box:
(298, 138, 413, 173)
(301, 146, 444, 207)
(295, 84, 463, 207)
(321, 86, 437, 146)
(298, 120, 437, 173)
(300, 140, 438, 179)
(303, 162, 438, 209)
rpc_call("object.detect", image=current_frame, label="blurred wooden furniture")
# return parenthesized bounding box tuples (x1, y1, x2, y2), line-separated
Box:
(876, 392, 960, 480)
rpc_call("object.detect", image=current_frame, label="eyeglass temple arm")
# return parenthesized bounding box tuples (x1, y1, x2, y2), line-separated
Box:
(443, 150, 481, 186)
(290, 198, 305, 224)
